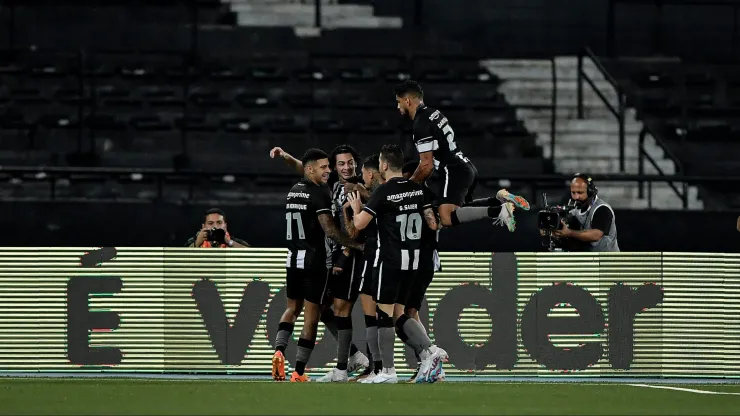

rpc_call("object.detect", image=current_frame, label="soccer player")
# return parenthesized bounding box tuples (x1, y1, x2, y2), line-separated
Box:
(394, 80, 531, 232)
(349, 144, 447, 384)
(400, 160, 443, 382)
(274, 148, 364, 382)
(270, 145, 370, 380)
(342, 154, 386, 381)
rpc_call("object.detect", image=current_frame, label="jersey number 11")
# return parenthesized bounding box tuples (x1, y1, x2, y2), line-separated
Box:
(286, 212, 306, 240)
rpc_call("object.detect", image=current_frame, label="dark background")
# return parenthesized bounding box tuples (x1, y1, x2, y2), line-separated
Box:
(1, 0, 738, 252)
(8, 202, 737, 252)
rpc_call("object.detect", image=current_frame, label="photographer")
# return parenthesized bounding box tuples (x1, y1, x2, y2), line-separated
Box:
(187, 208, 249, 248)
(544, 174, 620, 252)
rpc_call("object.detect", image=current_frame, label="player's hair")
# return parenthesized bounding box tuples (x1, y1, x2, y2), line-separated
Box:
(394, 80, 424, 99)
(301, 148, 329, 166)
(402, 160, 419, 175)
(380, 144, 405, 171)
(329, 144, 360, 170)
(362, 153, 380, 171)
(204, 207, 225, 223)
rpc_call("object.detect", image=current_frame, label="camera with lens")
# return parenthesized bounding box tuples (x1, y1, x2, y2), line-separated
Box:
(538, 205, 570, 231)
(538, 193, 575, 251)
(206, 228, 226, 245)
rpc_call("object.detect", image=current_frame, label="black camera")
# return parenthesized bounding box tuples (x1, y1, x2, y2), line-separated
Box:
(206, 228, 226, 244)
(537, 193, 573, 231)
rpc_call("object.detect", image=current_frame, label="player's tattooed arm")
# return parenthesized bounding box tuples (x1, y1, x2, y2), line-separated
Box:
(423, 207, 440, 231)
(342, 202, 360, 240)
(269, 147, 304, 176)
(318, 213, 363, 251)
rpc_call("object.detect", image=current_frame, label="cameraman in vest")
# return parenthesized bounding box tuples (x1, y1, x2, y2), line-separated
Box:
(552, 174, 620, 252)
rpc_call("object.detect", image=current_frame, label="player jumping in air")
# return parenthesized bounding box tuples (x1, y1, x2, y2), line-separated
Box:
(394, 80, 531, 232)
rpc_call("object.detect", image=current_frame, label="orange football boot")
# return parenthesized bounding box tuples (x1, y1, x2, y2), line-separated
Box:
(272, 351, 285, 381)
(290, 371, 309, 382)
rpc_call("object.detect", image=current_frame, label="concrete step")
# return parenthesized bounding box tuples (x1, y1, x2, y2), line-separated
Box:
(480, 57, 607, 82)
(516, 107, 638, 121)
(230, 3, 373, 16)
(236, 14, 401, 27)
(228, 0, 339, 4)
(502, 89, 619, 107)
(555, 157, 676, 175)
(596, 183, 703, 210)
(523, 118, 643, 135)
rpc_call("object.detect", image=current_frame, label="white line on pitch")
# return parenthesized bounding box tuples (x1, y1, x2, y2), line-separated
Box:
(629, 384, 740, 396)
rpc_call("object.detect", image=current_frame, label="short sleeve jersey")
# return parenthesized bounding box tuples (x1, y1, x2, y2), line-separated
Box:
(412, 104, 470, 171)
(285, 178, 332, 269)
(362, 177, 433, 270)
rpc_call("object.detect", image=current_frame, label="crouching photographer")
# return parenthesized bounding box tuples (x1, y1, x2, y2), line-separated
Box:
(538, 174, 619, 252)
(187, 208, 249, 248)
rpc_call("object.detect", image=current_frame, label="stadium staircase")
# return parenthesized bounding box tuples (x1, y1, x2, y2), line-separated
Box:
(220, 0, 402, 33)
(480, 57, 704, 210)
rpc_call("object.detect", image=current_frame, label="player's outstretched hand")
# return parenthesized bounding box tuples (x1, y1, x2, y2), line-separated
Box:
(269, 147, 285, 159)
(347, 191, 362, 213)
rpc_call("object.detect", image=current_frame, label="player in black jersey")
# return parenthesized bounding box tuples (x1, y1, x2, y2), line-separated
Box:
(394, 80, 531, 233)
(401, 160, 443, 382)
(270, 145, 370, 381)
(342, 154, 386, 381)
(272, 148, 363, 382)
(348, 144, 446, 384)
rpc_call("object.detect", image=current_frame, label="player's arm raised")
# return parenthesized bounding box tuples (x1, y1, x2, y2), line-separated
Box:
(318, 213, 363, 251)
(342, 202, 360, 240)
(269, 146, 305, 176)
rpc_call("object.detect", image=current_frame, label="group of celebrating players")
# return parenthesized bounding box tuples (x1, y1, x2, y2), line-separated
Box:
(268, 80, 531, 384)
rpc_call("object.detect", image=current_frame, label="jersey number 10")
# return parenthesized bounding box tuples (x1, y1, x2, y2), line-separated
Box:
(396, 212, 422, 242)
(286, 212, 306, 240)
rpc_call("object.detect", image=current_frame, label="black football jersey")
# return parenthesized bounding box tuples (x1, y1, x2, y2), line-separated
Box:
(285, 178, 332, 269)
(362, 177, 433, 270)
(413, 104, 471, 171)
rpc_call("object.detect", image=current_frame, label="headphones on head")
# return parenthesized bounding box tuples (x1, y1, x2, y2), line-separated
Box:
(573, 173, 598, 199)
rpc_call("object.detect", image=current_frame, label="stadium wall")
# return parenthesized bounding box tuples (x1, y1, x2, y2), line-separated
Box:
(1, 248, 738, 378)
(4, 203, 740, 252)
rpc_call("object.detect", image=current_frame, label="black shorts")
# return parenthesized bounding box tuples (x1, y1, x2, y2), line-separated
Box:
(286, 266, 329, 305)
(327, 253, 364, 302)
(434, 162, 478, 207)
(359, 250, 378, 296)
(405, 249, 441, 310)
(374, 262, 415, 305)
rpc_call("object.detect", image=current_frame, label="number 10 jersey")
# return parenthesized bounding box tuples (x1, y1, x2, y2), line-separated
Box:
(362, 177, 433, 271)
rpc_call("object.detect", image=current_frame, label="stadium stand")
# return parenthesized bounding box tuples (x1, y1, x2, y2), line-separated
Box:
(0, 1, 550, 204)
(603, 58, 740, 210)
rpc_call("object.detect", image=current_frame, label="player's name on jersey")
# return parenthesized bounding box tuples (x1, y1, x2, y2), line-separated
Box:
(287, 192, 311, 199)
(429, 109, 449, 129)
(386, 189, 424, 202)
(285, 203, 308, 210)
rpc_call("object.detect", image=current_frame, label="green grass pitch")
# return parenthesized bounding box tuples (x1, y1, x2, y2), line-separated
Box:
(1, 379, 739, 415)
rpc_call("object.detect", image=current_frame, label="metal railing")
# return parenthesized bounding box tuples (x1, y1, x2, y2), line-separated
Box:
(638, 124, 689, 209)
(549, 56, 558, 161)
(576, 47, 627, 172)
(0, 165, 736, 208)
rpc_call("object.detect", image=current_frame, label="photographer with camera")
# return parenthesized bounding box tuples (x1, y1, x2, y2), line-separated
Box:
(539, 174, 619, 252)
(187, 208, 249, 248)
